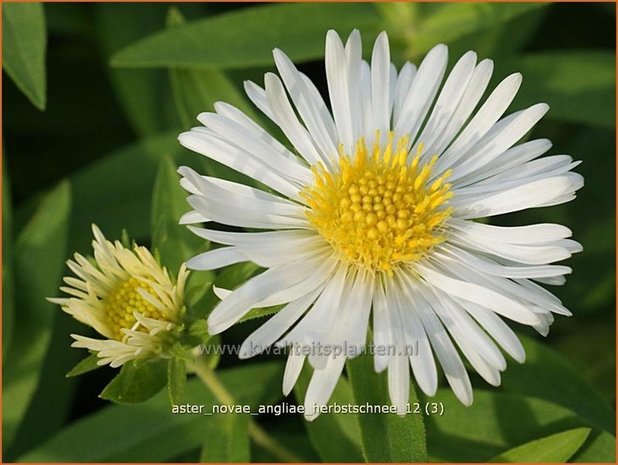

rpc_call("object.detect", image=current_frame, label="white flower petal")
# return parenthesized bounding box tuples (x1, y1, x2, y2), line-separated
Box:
(198, 111, 311, 177)
(264, 73, 326, 166)
(388, 352, 410, 415)
(188, 227, 315, 247)
(273, 49, 338, 165)
(179, 210, 209, 225)
(436, 72, 522, 172)
(186, 247, 247, 271)
(395, 44, 448, 145)
(454, 138, 552, 188)
(393, 62, 417, 124)
(207, 256, 330, 334)
(417, 263, 542, 326)
(405, 279, 473, 406)
(449, 103, 550, 183)
(186, 192, 307, 230)
(240, 288, 322, 359)
(325, 30, 354, 151)
(279, 264, 349, 346)
(372, 280, 391, 373)
(178, 130, 299, 198)
(392, 274, 439, 397)
(243, 79, 275, 120)
(430, 58, 494, 156)
(344, 29, 363, 144)
(454, 174, 584, 219)
(438, 245, 572, 279)
(413, 51, 477, 157)
(304, 354, 346, 421)
(371, 31, 391, 136)
(283, 353, 306, 396)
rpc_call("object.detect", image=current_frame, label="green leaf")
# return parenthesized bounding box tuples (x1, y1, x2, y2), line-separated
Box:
(100, 359, 168, 404)
(424, 389, 610, 462)
(171, 67, 254, 127)
(2, 159, 14, 356)
(3, 3, 47, 110)
(111, 3, 379, 69)
(573, 430, 617, 463)
(200, 413, 250, 462)
(501, 334, 615, 434)
(68, 132, 181, 252)
(19, 362, 283, 462)
(165, 6, 267, 191)
(166, 7, 257, 127)
(346, 351, 427, 461)
(294, 364, 364, 462)
(489, 428, 591, 463)
(3, 181, 71, 447)
(391, 3, 547, 60)
(6, 313, 83, 460)
(151, 155, 204, 273)
(94, 4, 178, 135)
(508, 52, 615, 128)
(66, 353, 101, 378)
(167, 358, 187, 405)
(216, 262, 261, 290)
(239, 305, 283, 324)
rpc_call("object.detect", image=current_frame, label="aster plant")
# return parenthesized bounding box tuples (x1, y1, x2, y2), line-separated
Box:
(178, 30, 582, 420)
(7, 3, 614, 463)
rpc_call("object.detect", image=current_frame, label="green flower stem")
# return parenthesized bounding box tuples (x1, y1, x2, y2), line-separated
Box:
(190, 359, 303, 463)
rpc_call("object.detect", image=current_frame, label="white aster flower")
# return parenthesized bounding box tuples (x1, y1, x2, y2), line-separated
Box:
(49, 225, 189, 367)
(177, 30, 583, 420)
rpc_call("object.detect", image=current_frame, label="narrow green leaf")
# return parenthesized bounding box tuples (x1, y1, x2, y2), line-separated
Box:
(94, 4, 178, 135)
(200, 413, 250, 462)
(408, 3, 547, 57)
(3, 3, 47, 109)
(502, 334, 615, 434)
(111, 3, 379, 69)
(2, 159, 14, 356)
(425, 389, 608, 462)
(216, 262, 261, 290)
(165, 6, 270, 189)
(19, 362, 283, 462)
(508, 51, 615, 128)
(166, 7, 257, 127)
(346, 351, 427, 461)
(489, 428, 591, 463)
(573, 430, 616, 463)
(6, 313, 83, 460)
(168, 358, 187, 405)
(294, 364, 364, 462)
(68, 131, 181, 252)
(100, 359, 168, 404)
(151, 155, 204, 273)
(66, 353, 101, 378)
(3, 181, 71, 447)
(239, 305, 282, 324)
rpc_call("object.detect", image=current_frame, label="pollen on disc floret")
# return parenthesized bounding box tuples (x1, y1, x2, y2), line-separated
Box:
(302, 133, 453, 273)
(105, 276, 166, 340)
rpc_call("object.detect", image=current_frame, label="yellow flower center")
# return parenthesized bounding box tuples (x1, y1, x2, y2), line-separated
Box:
(105, 277, 164, 340)
(302, 134, 453, 273)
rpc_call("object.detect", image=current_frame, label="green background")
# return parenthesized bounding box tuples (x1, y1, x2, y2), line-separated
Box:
(3, 2, 616, 462)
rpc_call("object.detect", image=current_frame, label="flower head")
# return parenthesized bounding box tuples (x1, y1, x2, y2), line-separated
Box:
(49, 225, 189, 367)
(178, 30, 583, 420)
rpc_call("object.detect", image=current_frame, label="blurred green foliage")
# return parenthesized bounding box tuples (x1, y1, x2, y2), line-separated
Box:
(3, 2, 616, 463)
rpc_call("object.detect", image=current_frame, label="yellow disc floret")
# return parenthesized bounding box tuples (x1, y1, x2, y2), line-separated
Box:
(105, 277, 165, 340)
(302, 133, 453, 273)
